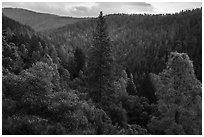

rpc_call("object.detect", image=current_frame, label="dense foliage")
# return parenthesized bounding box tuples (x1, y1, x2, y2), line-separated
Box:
(2, 9, 202, 135)
(47, 8, 202, 100)
(148, 52, 202, 134)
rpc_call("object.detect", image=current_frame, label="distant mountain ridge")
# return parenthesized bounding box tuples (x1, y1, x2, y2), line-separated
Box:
(2, 8, 86, 32)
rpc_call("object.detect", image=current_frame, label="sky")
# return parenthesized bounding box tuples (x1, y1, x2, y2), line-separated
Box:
(2, 2, 202, 17)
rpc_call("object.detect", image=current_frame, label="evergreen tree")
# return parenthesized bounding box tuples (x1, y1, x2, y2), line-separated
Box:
(126, 74, 137, 96)
(74, 47, 86, 78)
(87, 11, 115, 106)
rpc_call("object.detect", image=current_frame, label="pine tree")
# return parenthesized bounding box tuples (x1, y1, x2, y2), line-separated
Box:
(126, 74, 138, 96)
(74, 47, 86, 78)
(87, 11, 115, 106)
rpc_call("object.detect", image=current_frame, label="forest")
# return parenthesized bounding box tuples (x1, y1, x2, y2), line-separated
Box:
(2, 8, 202, 135)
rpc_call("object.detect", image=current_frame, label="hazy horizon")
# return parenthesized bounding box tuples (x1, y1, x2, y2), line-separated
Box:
(2, 2, 202, 17)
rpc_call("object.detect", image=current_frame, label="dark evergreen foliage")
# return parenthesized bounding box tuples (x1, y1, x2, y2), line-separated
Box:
(2, 9, 202, 135)
(87, 11, 115, 106)
(74, 47, 86, 77)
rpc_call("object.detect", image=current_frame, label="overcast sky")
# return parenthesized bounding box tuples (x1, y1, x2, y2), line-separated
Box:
(2, 2, 202, 17)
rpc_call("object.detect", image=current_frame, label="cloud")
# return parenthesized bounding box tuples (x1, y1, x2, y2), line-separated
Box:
(68, 2, 154, 17)
(3, 2, 96, 17)
(131, 2, 152, 7)
(2, 2, 202, 17)
(75, 6, 89, 12)
(70, 6, 89, 14)
(96, 2, 154, 13)
(149, 2, 202, 14)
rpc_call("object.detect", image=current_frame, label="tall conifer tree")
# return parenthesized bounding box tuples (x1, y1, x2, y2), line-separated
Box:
(87, 11, 115, 106)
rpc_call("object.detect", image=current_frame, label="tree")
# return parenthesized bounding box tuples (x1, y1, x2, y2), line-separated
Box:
(126, 74, 137, 96)
(74, 47, 86, 78)
(40, 54, 61, 92)
(2, 37, 23, 74)
(87, 11, 115, 106)
(148, 52, 202, 135)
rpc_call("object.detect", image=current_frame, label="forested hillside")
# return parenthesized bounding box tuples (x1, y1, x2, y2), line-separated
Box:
(2, 8, 202, 135)
(47, 8, 202, 101)
(3, 8, 86, 32)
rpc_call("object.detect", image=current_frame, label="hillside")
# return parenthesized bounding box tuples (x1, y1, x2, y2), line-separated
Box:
(2, 13, 153, 135)
(2, 15, 55, 71)
(2, 8, 86, 32)
(2, 8, 202, 135)
(46, 8, 202, 85)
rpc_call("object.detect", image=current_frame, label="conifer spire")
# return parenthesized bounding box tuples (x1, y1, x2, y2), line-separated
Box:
(87, 11, 114, 106)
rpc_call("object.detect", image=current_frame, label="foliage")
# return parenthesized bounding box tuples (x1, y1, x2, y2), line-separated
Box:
(74, 47, 86, 77)
(148, 52, 202, 135)
(48, 8, 202, 103)
(2, 9, 202, 135)
(87, 11, 115, 107)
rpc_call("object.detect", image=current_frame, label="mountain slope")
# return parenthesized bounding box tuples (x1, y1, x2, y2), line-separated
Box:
(2, 14, 55, 72)
(3, 8, 86, 32)
(46, 8, 202, 83)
